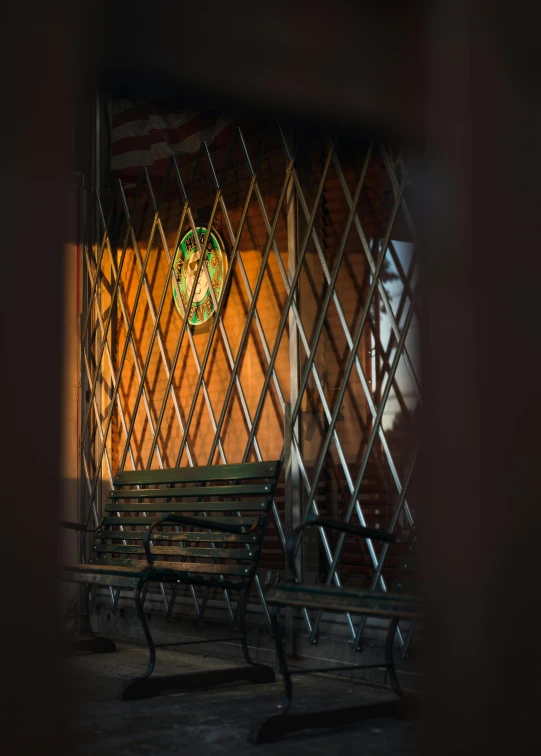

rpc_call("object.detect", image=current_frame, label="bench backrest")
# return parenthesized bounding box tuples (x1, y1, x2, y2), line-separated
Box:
(91, 460, 281, 583)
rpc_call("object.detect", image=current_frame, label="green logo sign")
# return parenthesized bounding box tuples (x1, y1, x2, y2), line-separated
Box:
(172, 226, 228, 327)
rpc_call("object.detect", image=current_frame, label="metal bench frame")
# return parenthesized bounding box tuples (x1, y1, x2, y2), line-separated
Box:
(250, 515, 420, 743)
(61, 460, 281, 700)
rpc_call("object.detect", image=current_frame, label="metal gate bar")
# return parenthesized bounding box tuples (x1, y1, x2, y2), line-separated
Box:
(79, 120, 420, 647)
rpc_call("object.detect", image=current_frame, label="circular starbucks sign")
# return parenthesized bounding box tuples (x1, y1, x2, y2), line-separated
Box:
(172, 226, 228, 327)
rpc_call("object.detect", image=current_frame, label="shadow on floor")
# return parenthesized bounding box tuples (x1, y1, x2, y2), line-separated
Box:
(67, 640, 418, 755)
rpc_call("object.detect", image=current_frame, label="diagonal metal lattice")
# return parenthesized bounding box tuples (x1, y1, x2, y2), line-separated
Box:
(79, 123, 420, 648)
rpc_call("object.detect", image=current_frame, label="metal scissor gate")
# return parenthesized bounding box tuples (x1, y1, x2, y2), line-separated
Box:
(78, 121, 420, 650)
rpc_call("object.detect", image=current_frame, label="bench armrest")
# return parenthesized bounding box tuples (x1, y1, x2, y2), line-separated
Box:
(59, 519, 104, 533)
(285, 515, 414, 579)
(143, 513, 260, 568)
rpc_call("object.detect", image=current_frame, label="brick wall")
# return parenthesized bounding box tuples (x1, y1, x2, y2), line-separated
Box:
(96, 130, 410, 584)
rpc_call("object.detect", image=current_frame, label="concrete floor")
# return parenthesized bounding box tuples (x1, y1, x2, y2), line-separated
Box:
(68, 640, 419, 755)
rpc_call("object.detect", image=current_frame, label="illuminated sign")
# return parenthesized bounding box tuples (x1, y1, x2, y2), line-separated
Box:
(172, 226, 228, 327)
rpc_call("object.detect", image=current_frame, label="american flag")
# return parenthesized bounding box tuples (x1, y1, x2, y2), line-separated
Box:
(109, 98, 234, 178)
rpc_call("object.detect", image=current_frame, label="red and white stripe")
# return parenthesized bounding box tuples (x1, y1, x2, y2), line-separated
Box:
(110, 99, 232, 177)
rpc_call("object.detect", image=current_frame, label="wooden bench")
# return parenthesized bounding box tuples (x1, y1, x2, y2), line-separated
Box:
(250, 515, 421, 743)
(61, 460, 281, 700)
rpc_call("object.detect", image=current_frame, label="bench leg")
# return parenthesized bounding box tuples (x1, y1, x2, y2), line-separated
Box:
(385, 617, 405, 698)
(248, 611, 414, 744)
(248, 697, 418, 744)
(122, 663, 276, 701)
(237, 584, 255, 666)
(134, 580, 156, 678)
(238, 584, 278, 683)
(271, 604, 293, 711)
(121, 581, 276, 701)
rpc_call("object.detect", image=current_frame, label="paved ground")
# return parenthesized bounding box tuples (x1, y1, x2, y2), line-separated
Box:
(67, 640, 419, 755)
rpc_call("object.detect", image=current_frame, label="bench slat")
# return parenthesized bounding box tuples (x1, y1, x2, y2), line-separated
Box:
(106, 496, 269, 511)
(61, 564, 243, 590)
(60, 570, 140, 588)
(93, 544, 259, 560)
(109, 484, 272, 501)
(91, 557, 253, 577)
(63, 462, 282, 596)
(98, 530, 260, 544)
(266, 586, 421, 620)
(113, 460, 280, 487)
(102, 516, 260, 527)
